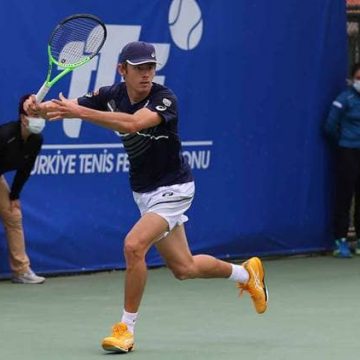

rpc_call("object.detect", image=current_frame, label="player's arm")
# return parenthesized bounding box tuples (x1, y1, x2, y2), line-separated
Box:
(47, 93, 162, 132)
(10, 135, 43, 200)
(324, 95, 346, 142)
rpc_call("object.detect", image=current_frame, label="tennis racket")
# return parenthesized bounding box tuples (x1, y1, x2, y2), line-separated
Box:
(35, 13, 107, 102)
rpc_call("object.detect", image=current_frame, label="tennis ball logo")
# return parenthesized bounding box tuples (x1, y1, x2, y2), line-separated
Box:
(168, 0, 203, 50)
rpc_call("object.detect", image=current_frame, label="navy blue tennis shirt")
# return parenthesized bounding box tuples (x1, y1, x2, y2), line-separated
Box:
(78, 82, 193, 192)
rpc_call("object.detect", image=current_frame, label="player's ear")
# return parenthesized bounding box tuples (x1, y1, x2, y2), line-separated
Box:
(118, 63, 127, 77)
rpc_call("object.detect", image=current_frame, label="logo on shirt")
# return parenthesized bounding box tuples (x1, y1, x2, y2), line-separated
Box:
(162, 98, 172, 107)
(156, 105, 167, 111)
(156, 98, 172, 111)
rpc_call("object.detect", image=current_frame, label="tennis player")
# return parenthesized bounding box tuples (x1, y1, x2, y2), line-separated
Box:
(24, 41, 268, 352)
(0, 95, 45, 284)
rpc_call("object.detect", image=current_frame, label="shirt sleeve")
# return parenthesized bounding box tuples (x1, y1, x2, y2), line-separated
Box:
(146, 89, 178, 123)
(324, 91, 348, 142)
(10, 134, 43, 200)
(77, 86, 112, 111)
(0, 123, 13, 153)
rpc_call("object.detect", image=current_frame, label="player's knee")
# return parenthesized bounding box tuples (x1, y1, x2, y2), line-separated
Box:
(123, 236, 146, 263)
(171, 263, 196, 280)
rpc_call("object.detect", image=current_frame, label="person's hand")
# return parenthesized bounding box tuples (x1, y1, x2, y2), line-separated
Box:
(9, 199, 21, 215)
(23, 95, 55, 120)
(23, 95, 41, 117)
(47, 93, 80, 120)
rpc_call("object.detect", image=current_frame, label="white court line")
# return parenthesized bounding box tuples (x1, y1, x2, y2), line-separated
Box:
(43, 141, 213, 150)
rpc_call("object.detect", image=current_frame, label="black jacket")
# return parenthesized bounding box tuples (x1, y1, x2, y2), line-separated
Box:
(0, 121, 42, 199)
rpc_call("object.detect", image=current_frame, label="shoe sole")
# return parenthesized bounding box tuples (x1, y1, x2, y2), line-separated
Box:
(11, 279, 46, 284)
(102, 343, 134, 353)
(257, 258, 269, 314)
(258, 257, 269, 303)
(249, 257, 269, 313)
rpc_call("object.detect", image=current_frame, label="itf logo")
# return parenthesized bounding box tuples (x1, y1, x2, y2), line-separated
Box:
(63, 0, 203, 138)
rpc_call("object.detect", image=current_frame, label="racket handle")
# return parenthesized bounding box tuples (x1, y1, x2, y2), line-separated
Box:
(36, 83, 50, 102)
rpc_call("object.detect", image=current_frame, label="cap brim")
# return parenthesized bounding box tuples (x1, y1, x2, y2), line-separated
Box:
(126, 59, 158, 65)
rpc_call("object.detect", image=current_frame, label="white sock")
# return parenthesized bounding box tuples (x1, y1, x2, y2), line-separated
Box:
(228, 264, 249, 284)
(121, 310, 138, 334)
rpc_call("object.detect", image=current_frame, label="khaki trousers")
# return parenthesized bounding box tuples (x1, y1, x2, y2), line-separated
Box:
(0, 176, 29, 275)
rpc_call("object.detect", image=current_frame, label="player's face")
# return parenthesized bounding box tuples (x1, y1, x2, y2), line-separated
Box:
(119, 63, 156, 96)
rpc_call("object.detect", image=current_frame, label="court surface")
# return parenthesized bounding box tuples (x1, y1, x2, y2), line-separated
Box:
(1, 255, 360, 360)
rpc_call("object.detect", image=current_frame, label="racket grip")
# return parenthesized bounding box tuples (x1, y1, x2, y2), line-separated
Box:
(36, 83, 50, 102)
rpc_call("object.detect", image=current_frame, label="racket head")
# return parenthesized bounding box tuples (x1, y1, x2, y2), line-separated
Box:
(48, 13, 107, 68)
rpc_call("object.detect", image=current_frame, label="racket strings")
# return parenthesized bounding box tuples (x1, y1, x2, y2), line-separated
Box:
(50, 18, 105, 65)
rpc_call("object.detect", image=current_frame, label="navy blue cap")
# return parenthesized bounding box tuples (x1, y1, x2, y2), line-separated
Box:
(119, 41, 157, 65)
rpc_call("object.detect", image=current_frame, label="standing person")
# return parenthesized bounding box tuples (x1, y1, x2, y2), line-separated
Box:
(0, 94, 45, 283)
(324, 62, 360, 258)
(354, 187, 360, 255)
(24, 41, 268, 352)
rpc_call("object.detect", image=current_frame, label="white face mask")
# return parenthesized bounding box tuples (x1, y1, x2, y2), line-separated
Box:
(26, 117, 46, 134)
(353, 80, 360, 93)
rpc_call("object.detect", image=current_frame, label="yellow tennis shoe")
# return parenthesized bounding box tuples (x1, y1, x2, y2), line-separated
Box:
(238, 257, 268, 314)
(101, 322, 135, 353)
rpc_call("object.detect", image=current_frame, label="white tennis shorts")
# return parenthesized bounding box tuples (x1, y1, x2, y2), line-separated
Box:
(133, 181, 195, 231)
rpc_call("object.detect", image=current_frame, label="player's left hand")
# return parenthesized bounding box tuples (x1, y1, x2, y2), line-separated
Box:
(47, 93, 80, 120)
(23, 95, 55, 120)
(23, 95, 41, 117)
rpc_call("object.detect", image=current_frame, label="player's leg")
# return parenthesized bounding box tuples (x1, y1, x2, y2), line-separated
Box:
(353, 158, 360, 255)
(0, 176, 29, 275)
(155, 224, 268, 313)
(102, 212, 168, 353)
(0, 176, 45, 284)
(333, 147, 357, 257)
(155, 224, 233, 279)
(354, 187, 360, 254)
(123, 212, 168, 312)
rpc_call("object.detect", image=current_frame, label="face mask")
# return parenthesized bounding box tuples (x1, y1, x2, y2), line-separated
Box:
(353, 80, 360, 93)
(26, 117, 45, 134)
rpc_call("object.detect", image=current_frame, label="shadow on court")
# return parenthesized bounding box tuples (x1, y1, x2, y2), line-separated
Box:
(1, 256, 360, 360)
